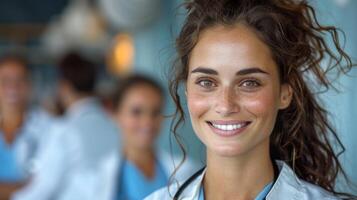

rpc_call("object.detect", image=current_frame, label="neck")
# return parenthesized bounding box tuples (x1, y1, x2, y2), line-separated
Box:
(124, 144, 156, 178)
(204, 140, 274, 200)
(0, 107, 25, 144)
(124, 144, 155, 165)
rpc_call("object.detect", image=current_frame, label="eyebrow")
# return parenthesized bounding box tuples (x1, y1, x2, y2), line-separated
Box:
(191, 67, 218, 75)
(190, 66, 269, 76)
(236, 68, 269, 76)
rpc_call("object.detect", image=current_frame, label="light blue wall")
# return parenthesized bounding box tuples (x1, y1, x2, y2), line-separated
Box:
(132, 0, 357, 193)
(312, 0, 357, 194)
(132, 0, 205, 163)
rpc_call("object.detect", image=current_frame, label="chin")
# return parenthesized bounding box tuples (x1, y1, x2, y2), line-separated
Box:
(208, 143, 247, 157)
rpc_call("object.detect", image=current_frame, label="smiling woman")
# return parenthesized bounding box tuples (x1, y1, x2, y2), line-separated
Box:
(186, 24, 292, 160)
(144, 0, 356, 200)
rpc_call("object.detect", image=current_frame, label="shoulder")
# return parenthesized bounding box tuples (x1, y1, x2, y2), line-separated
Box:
(269, 161, 341, 200)
(298, 179, 341, 200)
(68, 104, 118, 136)
(20, 107, 55, 137)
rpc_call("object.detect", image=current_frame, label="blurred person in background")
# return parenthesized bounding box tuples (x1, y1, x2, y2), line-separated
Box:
(113, 75, 200, 200)
(12, 52, 120, 200)
(0, 54, 53, 200)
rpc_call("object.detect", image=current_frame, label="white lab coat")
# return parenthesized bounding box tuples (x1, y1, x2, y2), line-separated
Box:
(12, 98, 121, 200)
(145, 160, 341, 200)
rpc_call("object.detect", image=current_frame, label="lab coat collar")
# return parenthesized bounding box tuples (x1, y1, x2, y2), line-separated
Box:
(266, 160, 302, 200)
(178, 160, 304, 200)
(66, 97, 99, 119)
(179, 167, 205, 200)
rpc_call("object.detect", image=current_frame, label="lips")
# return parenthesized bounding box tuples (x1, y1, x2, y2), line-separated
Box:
(206, 120, 251, 137)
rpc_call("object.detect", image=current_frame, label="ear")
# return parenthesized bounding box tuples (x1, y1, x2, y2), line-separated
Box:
(279, 83, 293, 109)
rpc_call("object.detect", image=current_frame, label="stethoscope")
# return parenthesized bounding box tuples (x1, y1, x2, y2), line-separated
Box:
(173, 162, 280, 200)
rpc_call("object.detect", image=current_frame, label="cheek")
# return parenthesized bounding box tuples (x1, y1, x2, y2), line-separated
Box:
(19, 83, 29, 94)
(244, 93, 276, 114)
(243, 88, 280, 133)
(187, 91, 211, 121)
(119, 113, 137, 133)
(154, 117, 163, 129)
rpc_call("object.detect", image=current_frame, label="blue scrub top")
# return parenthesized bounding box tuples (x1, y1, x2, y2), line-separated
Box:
(198, 182, 273, 200)
(116, 159, 168, 200)
(0, 133, 25, 182)
(0, 109, 53, 183)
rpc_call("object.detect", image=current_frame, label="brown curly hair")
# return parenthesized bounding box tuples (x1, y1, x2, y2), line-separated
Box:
(169, 0, 356, 198)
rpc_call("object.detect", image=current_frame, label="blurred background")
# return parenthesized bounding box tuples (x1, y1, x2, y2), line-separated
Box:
(0, 0, 356, 197)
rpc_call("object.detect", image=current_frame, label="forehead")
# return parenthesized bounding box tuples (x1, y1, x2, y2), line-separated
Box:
(0, 60, 28, 75)
(122, 84, 162, 104)
(189, 24, 278, 74)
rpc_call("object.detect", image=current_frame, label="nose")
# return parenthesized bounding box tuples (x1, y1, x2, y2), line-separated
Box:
(214, 87, 240, 116)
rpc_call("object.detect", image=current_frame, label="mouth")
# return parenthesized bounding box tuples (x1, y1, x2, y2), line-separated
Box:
(206, 120, 251, 137)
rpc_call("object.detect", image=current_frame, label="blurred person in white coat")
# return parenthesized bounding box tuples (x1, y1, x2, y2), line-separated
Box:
(112, 75, 200, 200)
(0, 54, 53, 200)
(12, 53, 120, 200)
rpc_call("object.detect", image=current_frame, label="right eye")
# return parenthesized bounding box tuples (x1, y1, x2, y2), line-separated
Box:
(196, 79, 217, 89)
(130, 107, 143, 117)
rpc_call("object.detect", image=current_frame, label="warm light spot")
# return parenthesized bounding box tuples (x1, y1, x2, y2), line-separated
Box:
(108, 33, 134, 76)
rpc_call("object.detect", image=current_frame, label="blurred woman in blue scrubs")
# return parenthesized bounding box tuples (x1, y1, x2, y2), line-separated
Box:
(113, 75, 199, 200)
(0, 54, 51, 199)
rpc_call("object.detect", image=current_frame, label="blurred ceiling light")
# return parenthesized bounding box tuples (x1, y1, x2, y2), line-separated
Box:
(107, 33, 134, 76)
(98, 0, 162, 30)
(42, 0, 110, 56)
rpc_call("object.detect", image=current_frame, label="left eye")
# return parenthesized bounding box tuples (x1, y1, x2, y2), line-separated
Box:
(240, 80, 260, 88)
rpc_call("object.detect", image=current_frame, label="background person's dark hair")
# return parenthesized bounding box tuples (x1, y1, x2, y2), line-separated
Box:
(58, 52, 97, 94)
(114, 74, 164, 110)
(169, 0, 356, 199)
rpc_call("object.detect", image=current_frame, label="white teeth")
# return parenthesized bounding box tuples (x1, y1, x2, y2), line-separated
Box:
(211, 122, 247, 131)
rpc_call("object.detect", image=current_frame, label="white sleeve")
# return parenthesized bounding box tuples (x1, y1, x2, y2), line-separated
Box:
(11, 125, 78, 200)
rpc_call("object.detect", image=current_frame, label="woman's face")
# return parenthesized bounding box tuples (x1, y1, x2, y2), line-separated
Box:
(186, 24, 292, 157)
(0, 60, 30, 109)
(116, 84, 163, 150)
